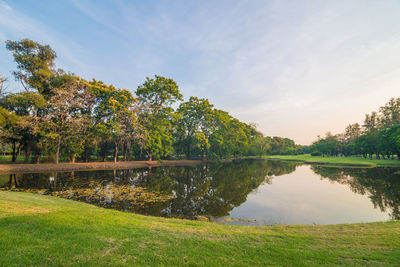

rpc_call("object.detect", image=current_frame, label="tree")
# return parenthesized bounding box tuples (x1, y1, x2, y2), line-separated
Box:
(175, 97, 214, 159)
(0, 106, 23, 162)
(0, 92, 46, 162)
(43, 75, 93, 164)
(380, 98, 400, 129)
(250, 134, 271, 156)
(136, 75, 183, 113)
(3, 38, 304, 164)
(5, 39, 56, 96)
(136, 75, 183, 160)
(88, 79, 138, 162)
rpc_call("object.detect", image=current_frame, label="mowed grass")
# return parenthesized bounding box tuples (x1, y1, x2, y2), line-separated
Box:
(265, 154, 400, 167)
(0, 191, 399, 266)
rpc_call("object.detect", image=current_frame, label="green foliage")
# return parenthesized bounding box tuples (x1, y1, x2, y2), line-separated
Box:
(5, 39, 56, 96)
(135, 75, 183, 160)
(175, 97, 214, 158)
(1, 39, 300, 163)
(311, 97, 400, 160)
(136, 75, 183, 111)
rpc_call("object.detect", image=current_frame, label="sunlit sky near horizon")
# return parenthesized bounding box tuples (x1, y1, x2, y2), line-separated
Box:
(1, 0, 400, 144)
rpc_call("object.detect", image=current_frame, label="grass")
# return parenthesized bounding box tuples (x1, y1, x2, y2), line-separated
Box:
(264, 154, 400, 167)
(1, 191, 399, 266)
(0, 154, 123, 164)
(0, 155, 27, 164)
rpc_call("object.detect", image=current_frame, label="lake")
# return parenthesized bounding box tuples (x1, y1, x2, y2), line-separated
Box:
(1, 159, 399, 225)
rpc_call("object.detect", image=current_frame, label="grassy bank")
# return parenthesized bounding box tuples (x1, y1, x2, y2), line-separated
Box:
(1, 191, 399, 266)
(265, 154, 400, 167)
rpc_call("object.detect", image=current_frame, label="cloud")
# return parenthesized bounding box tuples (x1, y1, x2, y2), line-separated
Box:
(0, 0, 87, 76)
(2, 0, 400, 144)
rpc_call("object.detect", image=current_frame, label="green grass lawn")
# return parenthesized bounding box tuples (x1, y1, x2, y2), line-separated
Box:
(264, 154, 400, 167)
(0, 191, 399, 266)
(0, 155, 27, 164)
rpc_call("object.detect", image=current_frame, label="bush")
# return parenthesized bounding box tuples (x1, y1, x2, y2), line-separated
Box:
(311, 152, 322, 156)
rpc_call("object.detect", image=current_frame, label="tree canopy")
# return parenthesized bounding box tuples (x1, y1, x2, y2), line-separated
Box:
(310, 97, 400, 159)
(0, 39, 302, 163)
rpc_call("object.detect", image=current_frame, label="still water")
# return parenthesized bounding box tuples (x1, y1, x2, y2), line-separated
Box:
(1, 159, 399, 225)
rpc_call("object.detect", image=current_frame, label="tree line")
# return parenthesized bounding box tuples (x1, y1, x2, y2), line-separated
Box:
(310, 97, 400, 159)
(0, 39, 302, 164)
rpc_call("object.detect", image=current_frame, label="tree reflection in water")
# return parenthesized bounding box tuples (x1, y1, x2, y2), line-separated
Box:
(311, 166, 400, 220)
(1, 160, 398, 222)
(0, 159, 298, 219)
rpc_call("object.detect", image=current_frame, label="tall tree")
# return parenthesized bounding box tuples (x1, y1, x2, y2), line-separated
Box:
(44, 76, 92, 164)
(175, 97, 214, 159)
(5, 39, 56, 95)
(88, 79, 138, 162)
(379, 97, 400, 129)
(136, 75, 183, 160)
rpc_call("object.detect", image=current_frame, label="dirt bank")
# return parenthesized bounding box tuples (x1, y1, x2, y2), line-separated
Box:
(0, 159, 228, 174)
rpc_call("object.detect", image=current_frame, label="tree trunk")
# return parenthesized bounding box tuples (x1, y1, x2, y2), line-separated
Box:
(114, 142, 119, 163)
(121, 144, 125, 161)
(24, 139, 32, 163)
(127, 147, 132, 161)
(16, 143, 22, 158)
(103, 150, 107, 162)
(55, 137, 61, 164)
(186, 143, 191, 159)
(11, 142, 16, 162)
(123, 145, 129, 161)
(85, 148, 90, 162)
(35, 153, 41, 164)
(71, 155, 76, 163)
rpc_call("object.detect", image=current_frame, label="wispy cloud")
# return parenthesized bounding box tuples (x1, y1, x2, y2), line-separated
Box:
(0, 0, 87, 77)
(1, 0, 400, 144)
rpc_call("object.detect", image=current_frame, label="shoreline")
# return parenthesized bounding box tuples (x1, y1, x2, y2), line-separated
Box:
(0, 159, 231, 174)
(2, 155, 400, 174)
(263, 154, 400, 167)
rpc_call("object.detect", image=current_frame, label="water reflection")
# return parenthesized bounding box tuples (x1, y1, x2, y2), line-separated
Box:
(1, 159, 399, 224)
(311, 166, 400, 220)
(0, 160, 297, 219)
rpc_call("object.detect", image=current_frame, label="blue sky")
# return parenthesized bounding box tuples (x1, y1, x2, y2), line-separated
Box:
(1, 0, 400, 144)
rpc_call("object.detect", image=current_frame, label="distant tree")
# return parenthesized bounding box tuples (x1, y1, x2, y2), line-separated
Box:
(312, 98, 400, 159)
(379, 98, 400, 129)
(251, 134, 271, 156)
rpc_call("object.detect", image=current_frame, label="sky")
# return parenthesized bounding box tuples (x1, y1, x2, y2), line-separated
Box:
(1, 0, 400, 144)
